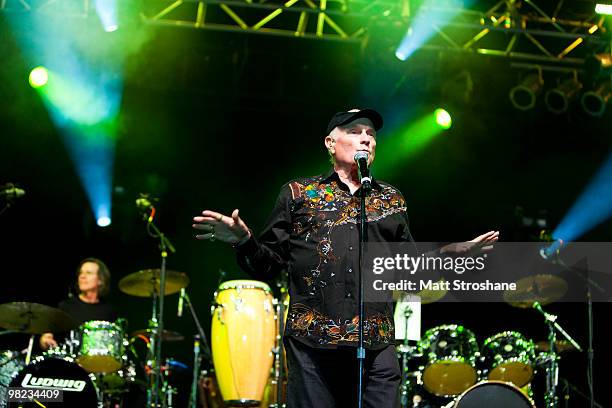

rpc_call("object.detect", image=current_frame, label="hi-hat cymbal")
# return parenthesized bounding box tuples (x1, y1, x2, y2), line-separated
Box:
(535, 340, 577, 353)
(119, 269, 189, 297)
(131, 328, 185, 342)
(503, 274, 567, 308)
(0, 302, 75, 334)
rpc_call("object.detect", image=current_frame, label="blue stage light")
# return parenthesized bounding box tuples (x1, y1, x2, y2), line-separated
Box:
(553, 151, 612, 241)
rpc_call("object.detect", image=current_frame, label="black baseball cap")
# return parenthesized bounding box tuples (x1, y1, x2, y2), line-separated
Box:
(326, 108, 384, 135)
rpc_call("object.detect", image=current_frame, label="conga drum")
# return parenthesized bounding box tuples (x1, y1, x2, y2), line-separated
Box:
(212, 280, 276, 407)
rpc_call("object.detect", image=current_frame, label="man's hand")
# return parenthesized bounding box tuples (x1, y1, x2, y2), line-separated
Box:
(440, 230, 500, 255)
(39, 333, 57, 350)
(193, 209, 251, 245)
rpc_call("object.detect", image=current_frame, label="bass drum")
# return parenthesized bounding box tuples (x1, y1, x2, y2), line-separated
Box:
(7, 355, 98, 407)
(453, 381, 535, 408)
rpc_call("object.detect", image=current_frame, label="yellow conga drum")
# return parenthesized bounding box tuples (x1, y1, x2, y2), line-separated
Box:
(212, 280, 276, 407)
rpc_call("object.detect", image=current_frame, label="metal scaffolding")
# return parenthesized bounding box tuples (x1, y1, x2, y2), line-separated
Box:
(139, 0, 405, 43)
(2, 0, 610, 65)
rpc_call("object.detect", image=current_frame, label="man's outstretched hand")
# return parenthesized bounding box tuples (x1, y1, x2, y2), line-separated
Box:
(193, 209, 251, 245)
(440, 230, 500, 255)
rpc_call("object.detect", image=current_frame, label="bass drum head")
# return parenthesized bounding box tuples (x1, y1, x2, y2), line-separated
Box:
(8, 356, 98, 407)
(454, 381, 535, 408)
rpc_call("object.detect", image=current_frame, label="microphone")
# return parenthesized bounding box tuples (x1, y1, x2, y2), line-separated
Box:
(135, 195, 153, 210)
(353, 152, 372, 190)
(177, 288, 185, 317)
(539, 238, 564, 260)
(135, 194, 156, 222)
(0, 185, 25, 200)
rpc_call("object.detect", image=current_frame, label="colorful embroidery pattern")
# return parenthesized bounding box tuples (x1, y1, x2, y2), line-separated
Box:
(288, 176, 406, 293)
(287, 303, 394, 346)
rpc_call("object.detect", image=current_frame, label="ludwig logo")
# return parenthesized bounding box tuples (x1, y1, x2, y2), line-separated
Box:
(21, 373, 86, 392)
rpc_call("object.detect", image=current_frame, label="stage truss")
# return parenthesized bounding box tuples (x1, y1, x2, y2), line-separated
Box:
(1, 0, 610, 66)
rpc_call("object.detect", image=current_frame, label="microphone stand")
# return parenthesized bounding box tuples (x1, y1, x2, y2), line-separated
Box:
(357, 179, 371, 408)
(141, 209, 176, 408)
(532, 301, 582, 408)
(545, 253, 602, 408)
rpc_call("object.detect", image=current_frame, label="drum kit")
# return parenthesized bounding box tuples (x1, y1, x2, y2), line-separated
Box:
(0, 269, 585, 408)
(0, 268, 192, 408)
(397, 274, 583, 408)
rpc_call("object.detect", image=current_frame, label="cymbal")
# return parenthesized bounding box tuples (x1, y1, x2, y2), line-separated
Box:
(503, 274, 567, 308)
(119, 269, 189, 297)
(0, 302, 75, 334)
(535, 340, 577, 353)
(131, 328, 185, 342)
(415, 279, 447, 304)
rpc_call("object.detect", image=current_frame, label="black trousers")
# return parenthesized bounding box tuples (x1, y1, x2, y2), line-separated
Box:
(285, 337, 400, 408)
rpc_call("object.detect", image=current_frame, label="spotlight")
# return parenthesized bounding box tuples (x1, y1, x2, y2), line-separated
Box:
(95, 0, 119, 32)
(581, 81, 612, 117)
(545, 73, 582, 114)
(595, 3, 612, 15)
(97, 216, 111, 227)
(435, 108, 452, 129)
(509, 70, 543, 111)
(29, 66, 49, 88)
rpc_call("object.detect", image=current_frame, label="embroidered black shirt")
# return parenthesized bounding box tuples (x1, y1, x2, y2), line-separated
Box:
(235, 169, 414, 349)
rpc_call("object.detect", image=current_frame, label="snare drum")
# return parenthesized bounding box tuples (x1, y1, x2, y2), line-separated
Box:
(418, 325, 478, 397)
(211, 280, 276, 406)
(77, 320, 126, 373)
(453, 381, 535, 408)
(481, 331, 535, 387)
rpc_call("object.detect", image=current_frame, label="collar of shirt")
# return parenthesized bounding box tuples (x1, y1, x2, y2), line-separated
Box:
(320, 168, 383, 192)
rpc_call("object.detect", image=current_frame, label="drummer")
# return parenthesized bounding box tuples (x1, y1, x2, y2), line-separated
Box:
(39, 258, 118, 350)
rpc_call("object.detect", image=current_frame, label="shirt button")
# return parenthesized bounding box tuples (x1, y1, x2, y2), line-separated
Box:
(350, 226, 354, 230)
(346, 292, 352, 298)
(349, 246, 354, 251)
(347, 268, 353, 273)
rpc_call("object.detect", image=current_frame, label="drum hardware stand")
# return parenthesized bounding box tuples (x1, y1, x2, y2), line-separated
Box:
(268, 273, 288, 408)
(181, 288, 212, 408)
(138, 198, 176, 408)
(554, 258, 602, 408)
(532, 301, 582, 408)
(357, 181, 372, 408)
(398, 306, 418, 408)
(189, 335, 201, 408)
(559, 378, 604, 408)
(24, 335, 34, 365)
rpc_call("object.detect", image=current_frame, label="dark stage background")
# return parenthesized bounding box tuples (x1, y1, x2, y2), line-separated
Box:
(1, 5, 611, 407)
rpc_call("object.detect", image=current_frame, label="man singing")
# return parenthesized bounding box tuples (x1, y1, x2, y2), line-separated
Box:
(193, 108, 498, 407)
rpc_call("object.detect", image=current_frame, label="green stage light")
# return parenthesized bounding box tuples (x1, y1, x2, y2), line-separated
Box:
(435, 108, 452, 129)
(29, 66, 49, 88)
(595, 3, 612, 15)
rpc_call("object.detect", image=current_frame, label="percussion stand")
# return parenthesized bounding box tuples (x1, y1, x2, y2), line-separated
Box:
(357, 183, 372, 408)
(533, 301, 582, 408)
(141, 214, 176, 408)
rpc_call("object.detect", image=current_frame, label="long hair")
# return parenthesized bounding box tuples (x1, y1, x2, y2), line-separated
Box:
(75, 258, 111, 299)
